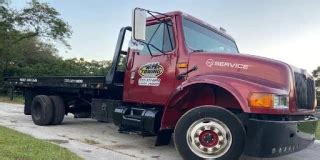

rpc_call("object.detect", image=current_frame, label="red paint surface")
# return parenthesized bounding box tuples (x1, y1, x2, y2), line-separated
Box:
(122, 11, 315, 129)
(199, 130, 219, 147)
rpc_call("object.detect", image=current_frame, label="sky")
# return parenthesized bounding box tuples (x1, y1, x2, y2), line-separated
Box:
(11, 0, 320, 73)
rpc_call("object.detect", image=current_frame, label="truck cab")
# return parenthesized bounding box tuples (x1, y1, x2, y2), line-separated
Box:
(110, 8, 318, 159)
(6, 8, 318, 160)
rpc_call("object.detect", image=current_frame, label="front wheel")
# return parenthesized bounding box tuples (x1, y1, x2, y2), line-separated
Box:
(174, 106, 245, 160)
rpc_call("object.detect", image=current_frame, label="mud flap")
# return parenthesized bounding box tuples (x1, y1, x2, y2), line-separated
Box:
(155, 129, 173, 146)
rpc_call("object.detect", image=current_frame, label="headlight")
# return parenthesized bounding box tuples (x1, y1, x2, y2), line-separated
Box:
(273, 95, 289, 109)
(249, 93, 288, 109)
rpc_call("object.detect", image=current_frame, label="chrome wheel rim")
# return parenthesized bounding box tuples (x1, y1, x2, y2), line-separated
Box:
(186, 118, 232, 159)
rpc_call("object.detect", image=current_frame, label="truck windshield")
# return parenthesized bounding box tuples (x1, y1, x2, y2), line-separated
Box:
(182, 18, 239, 54)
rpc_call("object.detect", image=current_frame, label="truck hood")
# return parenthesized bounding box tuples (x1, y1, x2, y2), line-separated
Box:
(187, 52, 293, 90)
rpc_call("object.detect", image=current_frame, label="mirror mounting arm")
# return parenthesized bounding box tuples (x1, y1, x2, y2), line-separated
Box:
(135, 39, 166, 57)
(131, 8, 173, 56)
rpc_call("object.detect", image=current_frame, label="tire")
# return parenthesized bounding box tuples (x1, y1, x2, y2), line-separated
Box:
(174, 105, 245, 160)
(49, 96, 65, 125)
(31, 95, 54, 126)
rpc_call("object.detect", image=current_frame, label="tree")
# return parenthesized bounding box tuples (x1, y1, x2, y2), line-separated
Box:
(0, 0, 115, 94)
(0, 0, 71, 78)
(0, 1, 114, 97)
(1, 0, 71, 46)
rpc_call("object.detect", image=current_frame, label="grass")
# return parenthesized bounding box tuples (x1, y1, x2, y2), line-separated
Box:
(0, 95, 24, 104)
(0, 126, 82, 160)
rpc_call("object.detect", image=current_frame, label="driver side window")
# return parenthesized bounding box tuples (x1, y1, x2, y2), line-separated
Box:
(140, 21, 175, 55)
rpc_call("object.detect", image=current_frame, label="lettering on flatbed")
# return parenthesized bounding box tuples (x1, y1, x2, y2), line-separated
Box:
(19, 78, 37, 82)
(64, 79, 83, 83)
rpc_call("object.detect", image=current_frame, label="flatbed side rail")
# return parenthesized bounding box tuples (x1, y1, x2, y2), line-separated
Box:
(4, 76, 107, 89)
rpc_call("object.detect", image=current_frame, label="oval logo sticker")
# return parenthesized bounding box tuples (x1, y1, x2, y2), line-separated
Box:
(138, 62, 164, 86)
(139, 62, 164, 78)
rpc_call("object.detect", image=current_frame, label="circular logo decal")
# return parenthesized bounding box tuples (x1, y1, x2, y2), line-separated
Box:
(206, 59, 214, 67)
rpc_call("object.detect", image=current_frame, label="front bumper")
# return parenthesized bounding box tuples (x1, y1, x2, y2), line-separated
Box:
(243, 117, 318, 157)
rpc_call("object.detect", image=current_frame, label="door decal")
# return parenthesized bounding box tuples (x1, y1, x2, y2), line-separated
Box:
(138, 62, 164, 86)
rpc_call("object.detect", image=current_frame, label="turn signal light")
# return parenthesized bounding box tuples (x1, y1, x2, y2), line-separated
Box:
(177, 63, 188, 68)
(249, 93, 273, 108)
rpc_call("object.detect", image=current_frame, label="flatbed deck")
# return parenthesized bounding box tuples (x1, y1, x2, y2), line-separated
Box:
(5, 76, 107, 90)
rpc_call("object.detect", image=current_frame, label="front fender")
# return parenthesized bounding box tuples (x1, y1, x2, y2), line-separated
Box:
(161, 74, 289, 129)
(171, 74, 287, 112)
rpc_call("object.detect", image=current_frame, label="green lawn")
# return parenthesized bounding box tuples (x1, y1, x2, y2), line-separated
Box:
(0, 126, 82, 160)
(0, 95, 24, 104)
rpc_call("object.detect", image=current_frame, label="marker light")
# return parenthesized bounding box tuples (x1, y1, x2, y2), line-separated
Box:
(177, 63, 188, 68)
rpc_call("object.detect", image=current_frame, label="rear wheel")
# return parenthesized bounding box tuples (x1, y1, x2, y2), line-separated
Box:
(31, 95, 54, 126)
(49, 96, 65, 125)
(174, 106, 245, 160)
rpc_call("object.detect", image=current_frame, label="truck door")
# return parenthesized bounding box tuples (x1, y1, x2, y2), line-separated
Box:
(124, 19, 177, 104)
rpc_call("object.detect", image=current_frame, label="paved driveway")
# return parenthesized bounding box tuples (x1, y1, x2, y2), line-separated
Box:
(0, 102, 319, 160)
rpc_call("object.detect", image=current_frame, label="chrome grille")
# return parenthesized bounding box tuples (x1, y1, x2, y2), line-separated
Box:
(294, 72, 315, 109)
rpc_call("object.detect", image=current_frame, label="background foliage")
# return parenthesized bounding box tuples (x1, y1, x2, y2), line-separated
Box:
(0, 0, 112, 93)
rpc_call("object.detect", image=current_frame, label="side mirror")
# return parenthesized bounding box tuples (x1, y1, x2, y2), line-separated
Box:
(132, 8, 146, 41)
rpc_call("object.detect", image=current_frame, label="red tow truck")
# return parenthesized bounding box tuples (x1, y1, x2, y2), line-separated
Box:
(5, 8, 318, 159)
